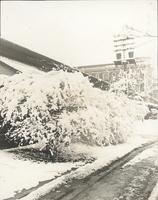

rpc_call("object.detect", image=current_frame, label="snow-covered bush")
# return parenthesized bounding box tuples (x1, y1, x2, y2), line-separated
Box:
(110, 64, 153, 100)
(109, 67, 149, 121)
(0, 71, 146, 151)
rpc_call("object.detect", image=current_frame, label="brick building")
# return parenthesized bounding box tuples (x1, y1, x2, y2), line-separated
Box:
(78, 57, 151, 94)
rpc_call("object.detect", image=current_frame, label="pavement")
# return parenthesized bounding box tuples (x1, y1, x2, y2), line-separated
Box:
(35, 141, 158, 200)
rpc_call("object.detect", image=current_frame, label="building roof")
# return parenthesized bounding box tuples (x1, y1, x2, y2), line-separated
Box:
(0, 38, 72, 73)
(0, 38, 110, 90)
(78, 63, 114, 69)
(0, 56, 44, 74)
(0, 60, 19, 76)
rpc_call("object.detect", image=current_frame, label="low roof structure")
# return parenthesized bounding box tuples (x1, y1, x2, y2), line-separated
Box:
(0, 38, 110, 90)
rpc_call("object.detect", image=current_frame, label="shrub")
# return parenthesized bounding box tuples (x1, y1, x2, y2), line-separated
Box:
(0, 71, 146, 151)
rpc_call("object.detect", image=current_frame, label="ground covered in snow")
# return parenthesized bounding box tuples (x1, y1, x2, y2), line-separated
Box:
(0, 120, 157, 200)
(0, 150, 84, 200)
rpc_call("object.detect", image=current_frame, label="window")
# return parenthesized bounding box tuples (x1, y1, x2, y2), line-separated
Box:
(99, 73, 102, 79)
(95, 73, 99, 79)
(103, 72, 109, 81)
(116, 53, 121, 60)
(128, 51, 134, 58)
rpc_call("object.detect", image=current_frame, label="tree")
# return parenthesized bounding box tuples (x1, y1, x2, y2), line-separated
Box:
(110, 63, 153, 100)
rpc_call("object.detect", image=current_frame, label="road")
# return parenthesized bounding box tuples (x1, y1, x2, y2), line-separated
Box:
(39, 142, 158, 200)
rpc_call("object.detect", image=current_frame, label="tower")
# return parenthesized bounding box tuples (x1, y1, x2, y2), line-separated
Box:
(113, 33, 135, 65)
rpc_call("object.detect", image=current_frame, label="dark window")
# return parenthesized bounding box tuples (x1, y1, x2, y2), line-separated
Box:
(128, 51, 134, 58)
(99, 73, 102, 79)
(116, 53, 121, 60)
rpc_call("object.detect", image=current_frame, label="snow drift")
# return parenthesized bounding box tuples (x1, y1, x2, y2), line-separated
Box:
(0, 71, 147, 152)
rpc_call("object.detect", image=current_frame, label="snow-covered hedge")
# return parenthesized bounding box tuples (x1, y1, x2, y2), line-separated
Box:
(0, 72, 147, 150)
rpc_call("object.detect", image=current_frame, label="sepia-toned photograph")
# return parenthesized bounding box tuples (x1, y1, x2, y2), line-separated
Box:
(0, 0, 157, 199)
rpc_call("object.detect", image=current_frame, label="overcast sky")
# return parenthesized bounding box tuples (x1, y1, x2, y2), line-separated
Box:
(1, 0, 157, 70)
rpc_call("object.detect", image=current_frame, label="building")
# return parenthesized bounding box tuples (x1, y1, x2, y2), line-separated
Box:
(78, 63, 117, 83)
(78, 59, 151, 94)
(78, 28, 153, 94)
(0, 38, 109, 90)
(0, 38, 74, 75)
(0, 60, 19, 76)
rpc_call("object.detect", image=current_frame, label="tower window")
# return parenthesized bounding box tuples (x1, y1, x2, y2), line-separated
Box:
(116, 53, 121, 60)
(128, 51, 134, 58)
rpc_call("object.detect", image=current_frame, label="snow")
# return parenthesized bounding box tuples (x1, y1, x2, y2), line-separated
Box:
(0, 56, 43, 74)
(123, 147, 158, 168)
(148, 181, 158, 200)
(0, 120, 157, 200)
(18, 120, 158, 200)
(0, 150, 84, 200)
(19, 141, 146, 200)
(0, 72, 156, 199)
(134, 120, 158, 137)
(0, 71, 147, 149)
(122, 120, 158, 167)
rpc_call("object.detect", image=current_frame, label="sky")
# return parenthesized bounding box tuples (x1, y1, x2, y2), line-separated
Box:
(1, 0, 157, 72)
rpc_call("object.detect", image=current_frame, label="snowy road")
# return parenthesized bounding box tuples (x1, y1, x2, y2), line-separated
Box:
(39, 141, 158, 200)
